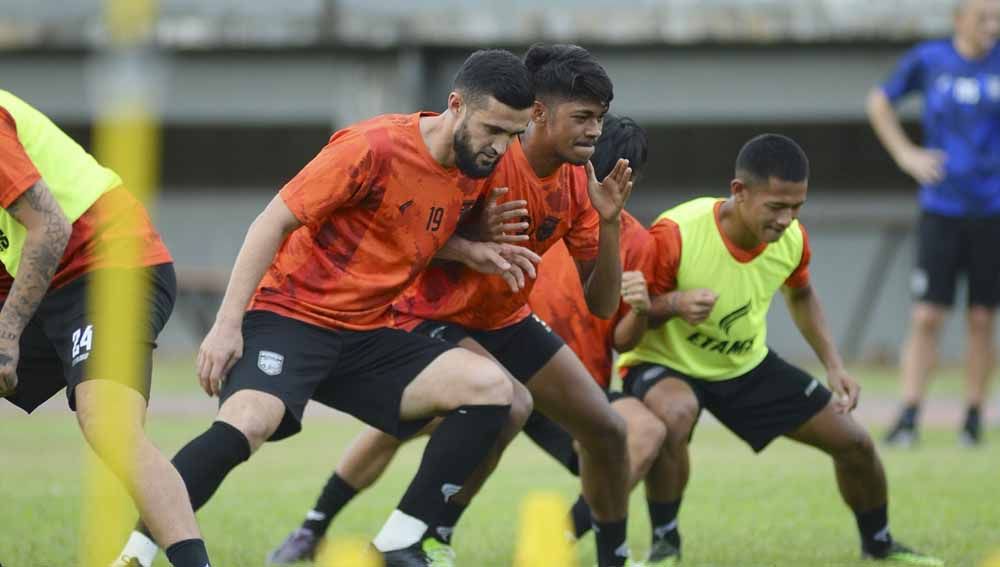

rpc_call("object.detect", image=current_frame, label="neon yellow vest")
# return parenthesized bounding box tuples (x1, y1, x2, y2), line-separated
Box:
(0, 90, 120, 275)
(617, 197, 805, 380)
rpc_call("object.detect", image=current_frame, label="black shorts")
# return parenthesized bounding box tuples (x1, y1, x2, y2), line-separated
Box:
(913, 212, 1000, 308)
(622, 350, 832, 452)
(411, 313, 565, 383)
(219, 310, 455, 441)
(5, 263, 176, 413)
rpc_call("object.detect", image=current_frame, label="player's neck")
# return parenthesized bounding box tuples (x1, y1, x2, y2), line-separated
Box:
(519, 128, 563, 178)
(953, 35, 989, 60)
(718, 198, 761, 250)
(419, 112, 458, 169)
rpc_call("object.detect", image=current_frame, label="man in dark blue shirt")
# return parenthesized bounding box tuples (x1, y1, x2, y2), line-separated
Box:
(868, 0, 1000, 447)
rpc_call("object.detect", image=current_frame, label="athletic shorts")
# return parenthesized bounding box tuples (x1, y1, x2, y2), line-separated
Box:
(411, 313, 565, 384)
(219, 310, 455, 441)
(622, 350, 832, 452)
(913, 212, 1000, 308)
(5, 263, 176, 413)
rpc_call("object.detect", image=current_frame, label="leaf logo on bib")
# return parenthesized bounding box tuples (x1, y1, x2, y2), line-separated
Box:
(719, 300, 751, 336)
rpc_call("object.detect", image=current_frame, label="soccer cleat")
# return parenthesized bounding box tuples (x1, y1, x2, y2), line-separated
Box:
(109, 556, 145, 567)
(646, 538, 681, 566)
(959, 420, 982, 447)
(383, 539, 456, 567)
(266, 527, 320, 564)
(883, 423, 918, 449)
(863, 541, 944, 566)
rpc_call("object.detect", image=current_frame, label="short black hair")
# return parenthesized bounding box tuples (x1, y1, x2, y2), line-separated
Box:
(453, 49, 535, 110)
(592, 114, 648, 181)
(734, 133, 809, 185)
(523, 43, 613, 108)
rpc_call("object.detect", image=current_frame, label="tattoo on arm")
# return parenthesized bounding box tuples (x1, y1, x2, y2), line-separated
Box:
(1, 181, 71, 334)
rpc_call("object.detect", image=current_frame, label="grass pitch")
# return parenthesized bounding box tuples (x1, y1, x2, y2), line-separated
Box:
(1, 359, 998, 566)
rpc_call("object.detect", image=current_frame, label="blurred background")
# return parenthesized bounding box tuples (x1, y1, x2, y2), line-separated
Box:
(0, 0, 980, 362)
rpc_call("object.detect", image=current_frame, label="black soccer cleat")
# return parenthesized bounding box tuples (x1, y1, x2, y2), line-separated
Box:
(266, 527, 320, 564)
(863, 541, 944, 566)
(647, 537, 681, 566)
(382, 541, 433, 567)
(883, 421, 919, 448)
(959, 415, 982, 447)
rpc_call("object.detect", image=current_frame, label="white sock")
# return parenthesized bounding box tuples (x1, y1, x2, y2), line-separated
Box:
(372, 510, 428, 552)
(119, 531, 158, 567)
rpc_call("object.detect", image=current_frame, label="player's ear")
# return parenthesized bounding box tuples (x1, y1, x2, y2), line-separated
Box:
(731, 178, 748, 202)
(447, 91, 464, 116)
(531, 99, 547, 124)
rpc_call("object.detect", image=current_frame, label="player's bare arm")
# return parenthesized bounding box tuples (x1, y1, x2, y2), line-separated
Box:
(0, 180, 71, 396)
(579, 159, 632, 318)
(197, 194, 301, 397)
(865, 88, 946, 185)
(436, 234, 541, 293)
(611, 270, 651, 352)
(646, 288, 719, 329)
(781, 283, 859, 413)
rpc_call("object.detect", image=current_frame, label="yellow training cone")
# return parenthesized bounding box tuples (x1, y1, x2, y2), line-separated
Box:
(317, 537, 383, 567)
(983, 551, 1000, 567)
(514, 492, 576, 567)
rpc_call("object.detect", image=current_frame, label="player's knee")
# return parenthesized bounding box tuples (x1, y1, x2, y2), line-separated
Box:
(912, 305, 947, 334)
(633, 415, 667, 465)
(217, 393, 284, 451)
(661, 401, 698, 440)
(967, 307, 995, 336)
(508, 382, 534, 430)
(460, 362, 514, 407)
(584, 408, 627, 457)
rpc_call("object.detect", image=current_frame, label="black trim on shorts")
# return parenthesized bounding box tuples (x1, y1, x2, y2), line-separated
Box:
(411, 313, 565, 383)
(5, 263, 177, 414)
(218, 310, 455, 441)
(914, 212, 1000, 308)
(622, 350, 832, 452)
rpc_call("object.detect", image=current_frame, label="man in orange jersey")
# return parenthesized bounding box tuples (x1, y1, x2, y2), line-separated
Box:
(112, 49, 542, 567)
(268, 44, 639, 567)
(0, 90, 213, 567)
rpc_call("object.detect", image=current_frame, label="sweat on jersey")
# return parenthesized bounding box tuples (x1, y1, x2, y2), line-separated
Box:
(617, 198, 810, 381)
(881, 40, 1000, 217)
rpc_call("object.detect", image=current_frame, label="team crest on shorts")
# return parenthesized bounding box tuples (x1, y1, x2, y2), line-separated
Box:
(257, 350, 284, 376)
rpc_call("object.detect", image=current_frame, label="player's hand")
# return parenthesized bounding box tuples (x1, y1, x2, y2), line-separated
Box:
(461, 241, 542, 293)
(621, 271, 650, 315)
(197, 320, 244, 397)
(0, 336, 19, 397)
(674, 288, 719, 325)
(827, 367, 860, 414)
(897, 146, 946, 185)
(481, 187, 530, 243)
(586, 159, 633, 223)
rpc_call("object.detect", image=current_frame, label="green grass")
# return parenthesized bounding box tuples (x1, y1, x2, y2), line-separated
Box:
(2, 358, 998, 566)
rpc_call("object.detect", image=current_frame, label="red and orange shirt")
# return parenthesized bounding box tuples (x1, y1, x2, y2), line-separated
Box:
(528, 211, 651, 388)
(249, 113, 487, 331)
(394, 137, 601, 330)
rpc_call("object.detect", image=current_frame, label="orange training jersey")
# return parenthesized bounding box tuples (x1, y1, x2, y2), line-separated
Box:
(529, 211, 651, 388)
(249, 113, 486, 331)
(395, 137, 600, 330)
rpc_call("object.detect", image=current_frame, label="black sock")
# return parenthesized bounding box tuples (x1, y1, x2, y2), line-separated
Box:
(139, 421, 252, 536)
(648, 498, 681, 548)
(430, 500, 466, 544)
(397, 404, 510, 528)
(856, 504, 892, 554)
(965, 405, 981, 431)
(593, 517, 629, 567)
(523, 411, 580, 476)
(165, 539, 211, 567)
(570, 495, 592, 538)
(302, 473, 358, 536)
(899, 404, 920, 429)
